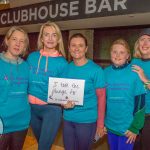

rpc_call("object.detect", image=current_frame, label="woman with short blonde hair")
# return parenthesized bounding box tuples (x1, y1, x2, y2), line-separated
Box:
(0, 26, 30, 150)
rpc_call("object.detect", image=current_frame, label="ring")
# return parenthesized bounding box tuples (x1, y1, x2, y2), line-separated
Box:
(135, 68, 139, 71)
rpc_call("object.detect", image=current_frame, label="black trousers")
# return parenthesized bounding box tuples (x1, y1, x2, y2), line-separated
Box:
(134, 116, 150, 150)
(0, 129, 27, 150)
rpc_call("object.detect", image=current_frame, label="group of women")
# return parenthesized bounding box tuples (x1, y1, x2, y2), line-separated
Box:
(0, 21, 149, 150)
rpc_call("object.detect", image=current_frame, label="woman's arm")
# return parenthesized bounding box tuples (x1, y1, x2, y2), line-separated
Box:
(96, 88, 106, 137)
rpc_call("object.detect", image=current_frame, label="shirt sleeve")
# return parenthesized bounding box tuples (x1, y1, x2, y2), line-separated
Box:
(128, 94, 145, 134)
(94, 67, 105, 88)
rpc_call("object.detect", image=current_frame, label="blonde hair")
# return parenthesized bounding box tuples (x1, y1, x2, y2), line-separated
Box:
(4, 26, 29, 56)
(110, 38, 131, 61)
(133, 38, 142, 58)
(37, 21, 66, 57)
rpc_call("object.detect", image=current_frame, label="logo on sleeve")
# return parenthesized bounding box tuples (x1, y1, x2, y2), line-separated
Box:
(0, 117, 3, 135)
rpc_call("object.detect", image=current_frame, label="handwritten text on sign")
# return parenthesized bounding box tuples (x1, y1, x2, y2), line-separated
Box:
(48, 77, 85, 105)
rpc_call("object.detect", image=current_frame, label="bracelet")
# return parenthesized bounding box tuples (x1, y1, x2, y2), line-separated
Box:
(144, 81, 150, 85)
(144, 81, 150, 89)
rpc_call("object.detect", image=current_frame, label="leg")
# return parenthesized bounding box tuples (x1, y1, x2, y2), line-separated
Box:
(133, 133, 142, 150)
(63, 120, 76, 150)
(30, 104, 42, 142)
(38, 105, 62, 150)
(0, 133, 10, 150)
(75, 122, 96, 150)
(107, 131, 118, 150)
(141, 116, 150, 150)
(118, 135, 134, 150)
(9, 129, 28, 150)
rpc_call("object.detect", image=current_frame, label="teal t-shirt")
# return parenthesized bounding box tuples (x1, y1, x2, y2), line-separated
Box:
(104, 63, 145, 135)
(132, 58, 150, 114)
(0, 53, 30, 134)
(63, 60, 105, 123)
(27, 51, 68, 102)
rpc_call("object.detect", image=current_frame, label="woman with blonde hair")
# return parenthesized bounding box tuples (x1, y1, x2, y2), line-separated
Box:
(27, 21, 67, 150)
(0, 26, 30, 150)
(132, 28, 150, 150)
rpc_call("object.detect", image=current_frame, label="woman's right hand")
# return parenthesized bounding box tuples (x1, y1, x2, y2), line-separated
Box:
(125, 130, 137, 144)
(132, 65, 148, 83)
(62, 101, 75, 109)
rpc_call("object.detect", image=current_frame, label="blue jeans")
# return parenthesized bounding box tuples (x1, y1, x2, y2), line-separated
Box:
(30, 104, 62, 150)
(108, 131, 134, 150)
(63, 120, 96, 150)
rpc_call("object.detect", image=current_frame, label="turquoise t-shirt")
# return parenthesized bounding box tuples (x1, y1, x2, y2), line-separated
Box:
(104, 63, 145, 135)
(63, 60, 105, 123)
(27, 51, 68, 102)
(132, 58, 150, 114)
(0, 53, 30, 134)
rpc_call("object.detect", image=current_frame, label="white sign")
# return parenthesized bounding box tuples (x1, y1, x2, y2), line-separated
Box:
(47, 77, 85, 105)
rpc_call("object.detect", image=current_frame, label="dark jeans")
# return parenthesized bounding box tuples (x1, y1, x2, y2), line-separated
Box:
(0, 129, 27, 150)
(63, 120, 96, 150)
(30, 104, 62, 150)
(134, 115, 150, 150)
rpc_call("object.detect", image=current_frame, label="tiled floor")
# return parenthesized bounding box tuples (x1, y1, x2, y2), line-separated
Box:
(23, 134, 64, 150)
(23, 128, 65, 150)
(23, 135, 37, 150)
(23, 127, 109, 150)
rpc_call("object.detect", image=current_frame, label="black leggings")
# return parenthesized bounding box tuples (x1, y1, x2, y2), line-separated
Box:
(134, 116, 150, 150)
(0, 129, 27, 150)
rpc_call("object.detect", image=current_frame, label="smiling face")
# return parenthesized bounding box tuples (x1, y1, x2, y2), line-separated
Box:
(69, 37, 88, 61)
(5, 30, 26, 60)
(111, 44, 130, 67)
(139, 35, 150, 58)
(42, 26, 59, 51)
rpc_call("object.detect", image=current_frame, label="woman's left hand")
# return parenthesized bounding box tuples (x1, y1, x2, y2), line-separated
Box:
(125, 130, 137, 144)
(96, 127, 107, 138)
